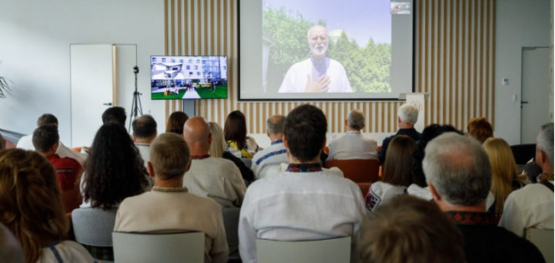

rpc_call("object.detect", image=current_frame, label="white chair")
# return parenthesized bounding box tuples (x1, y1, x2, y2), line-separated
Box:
(526, 228, 554, 263)
(256, 236, 351, 263)
(112, 232, 205, 263)
(71, 207, 117, 262)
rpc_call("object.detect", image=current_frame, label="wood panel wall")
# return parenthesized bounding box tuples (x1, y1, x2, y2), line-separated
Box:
(164, 0, 496, 133)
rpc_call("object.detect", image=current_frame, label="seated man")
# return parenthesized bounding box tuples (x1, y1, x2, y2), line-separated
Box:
(358, 195, 465, 263)
(183, 117, 246, 207)
(500, 123, 554, 236)
(326, 109, 378, 161)
(379, 103, 421, 163)
(239, 104, 365, 263)
(251, 115, 289, 179)
(102, 106, 127, 125)
(114, 133, 228, 263)
(132, 115, 157, 176)
(17, 113, 86, 166)
(32, 125, 82, 192)
(423, 133, 543, 263)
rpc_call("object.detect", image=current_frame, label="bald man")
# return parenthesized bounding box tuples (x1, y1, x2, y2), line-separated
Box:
(278, 25, 352, 93)
(183, 117, 246, 207)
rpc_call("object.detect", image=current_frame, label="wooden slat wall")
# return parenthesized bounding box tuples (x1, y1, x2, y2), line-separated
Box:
(164, 0, 495, 133)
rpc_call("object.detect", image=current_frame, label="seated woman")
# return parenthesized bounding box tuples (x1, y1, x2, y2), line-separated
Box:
(0, 149, 93, 262)
(467, 117, 493, 144)
(365, 135, 416, 211)
(483, 138, 527, 216)
(209, 122, 255, 183)
(224, 110, 259, 159)
(165, 111, 189, 136)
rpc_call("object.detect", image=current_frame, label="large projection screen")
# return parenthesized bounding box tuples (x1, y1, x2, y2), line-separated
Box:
(239, 0, 414, 101)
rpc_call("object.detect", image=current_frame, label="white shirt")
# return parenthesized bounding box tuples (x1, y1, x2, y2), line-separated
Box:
(365, 182, 406, 211)
(264, 162, 344, 179)
(238, 166, 365, 263)
(326, 131, 378, 161)
(251, 140, 289, 180)
(184, 157, 247, 207)
(278, 58, 352, 93)
(17, 135, 87, 166)
(38, 241, 93, 263)
(498, 181, 554, 237)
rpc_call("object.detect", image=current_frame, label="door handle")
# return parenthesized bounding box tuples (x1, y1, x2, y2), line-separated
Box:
(103, 102, 113, 106)
(521, 101, 528, 104)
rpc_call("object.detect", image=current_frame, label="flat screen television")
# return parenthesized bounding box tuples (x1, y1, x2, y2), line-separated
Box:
(150, 55, 228, 100)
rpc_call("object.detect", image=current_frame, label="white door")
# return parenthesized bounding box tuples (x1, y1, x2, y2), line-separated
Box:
(521, 47, 550, 144)
(70, 44, 114, 147)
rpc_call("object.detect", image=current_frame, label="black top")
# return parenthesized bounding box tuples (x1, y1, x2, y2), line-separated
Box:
(222, 151, 255, 183)
(378, 128, 421, 163)
(446, 211, 545, 263)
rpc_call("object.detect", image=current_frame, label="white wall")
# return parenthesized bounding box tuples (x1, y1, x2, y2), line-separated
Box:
(0, 0, 165, 146)
(495, 0, 551, 145)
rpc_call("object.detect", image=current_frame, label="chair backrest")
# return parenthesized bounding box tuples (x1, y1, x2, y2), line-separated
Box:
(526, 228, 554, 263)
(324, 159, 380, 182)
(510, 144, 536, 164)
(222, 207, 240, 255)
(257, 237, 351, 263)
(72, 207, 117, 247)
(357, 182, 372, 198)
(112, 232, 205, 263)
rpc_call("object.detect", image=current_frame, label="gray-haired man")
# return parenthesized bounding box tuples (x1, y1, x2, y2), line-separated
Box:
(251, 115, 289, 179)
(326, 109, 378, 161)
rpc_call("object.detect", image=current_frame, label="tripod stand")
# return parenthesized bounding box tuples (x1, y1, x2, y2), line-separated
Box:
(128, 66, 143, 131)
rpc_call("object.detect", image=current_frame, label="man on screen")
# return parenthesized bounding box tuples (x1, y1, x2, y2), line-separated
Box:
(278, 25, 352, 93)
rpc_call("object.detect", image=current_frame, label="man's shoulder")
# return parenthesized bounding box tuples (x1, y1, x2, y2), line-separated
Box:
(50, 155, 81, 168)
(507, 182, 554, 203)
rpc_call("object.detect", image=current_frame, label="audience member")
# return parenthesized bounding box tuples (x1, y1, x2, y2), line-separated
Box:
(114, 133, 228, 263)
(16, 113, 86, 166)
(379, 103, 421, 163)
(0, 224, 24, 263)
(358, 196, 465, 263)
(0, 149, 93, 262)
(225, 110, 260, 159)
(166, 111, 189, 135)
(132, 115, 158, 178)
(365, 135, 416, 211)
(101, 106, 127, 125)
(423, 133, 544, 263)
(500, 123, 554, 237)
(467, 117, 493, 143)
(81, 122, 148, 209)
(33, 125, 82, 192)
(183, 117, 246, 207)
(483, 137, 526, 215)
(239, 104, 365, 263)
(209, 122, 255, 183)
(251, 115, 289, 179)
(327, 109, 378, 161)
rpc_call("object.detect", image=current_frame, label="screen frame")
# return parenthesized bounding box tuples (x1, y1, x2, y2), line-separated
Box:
(237, 0, 417, 102)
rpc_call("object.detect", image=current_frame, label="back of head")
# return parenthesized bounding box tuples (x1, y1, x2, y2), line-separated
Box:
(84, 122, 146, 209)
(537, 122, 554, 166)
(347, 110, 365, 130)
(183, 117, 211, 153)
(37, 113, 58, 127)
(208, 122, 226, 158)
(132, 115, 158, 139)
(483, 137, 518, 214)
(397, 104, 419, 125)
(0, 149, 68, 262)
(423, 133, 491, 206)
(224, 110, 247, 150)
(102, 106, 127, 125)
(150, 133, 190, 180)
(0, 224, 24, 263)
(383, 135, 417, 187)
(267, 115, 286, 135)
(166, 111, 189, 135)
(358, 195, 465, 263)
(284, 104, 327, 162)
(467, 117, 493, 143)
(32, 125, 59, 153)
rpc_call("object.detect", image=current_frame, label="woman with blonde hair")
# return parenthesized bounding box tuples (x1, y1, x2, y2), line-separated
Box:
(209, 122, 254, 183)
(0, 149, 93, 262)
(483, 137, 526, 215)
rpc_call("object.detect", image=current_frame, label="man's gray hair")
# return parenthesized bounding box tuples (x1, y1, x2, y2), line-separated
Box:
(347, 110, 365, 130)
(423, 133, 492, 206)
(398, 103, 419, 125)
(537, 123, 554, 166)
(307, 25, 327, 39)
(267, 115, 286, 135)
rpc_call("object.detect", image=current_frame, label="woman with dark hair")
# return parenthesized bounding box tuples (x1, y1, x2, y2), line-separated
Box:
(224, 110, 259, 159)
(165, 111, 189, 135)
(365, 135, 417, 211)
(81, 122, 148, 209)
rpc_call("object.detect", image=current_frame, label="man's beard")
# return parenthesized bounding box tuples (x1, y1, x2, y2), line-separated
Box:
(310, 43, 328, 57)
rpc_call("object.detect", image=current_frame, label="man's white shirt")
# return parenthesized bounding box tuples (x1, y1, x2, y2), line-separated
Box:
(278, 58, 352, 93)
(326, 131, 378, 161)
(251, 139, 289, 180)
